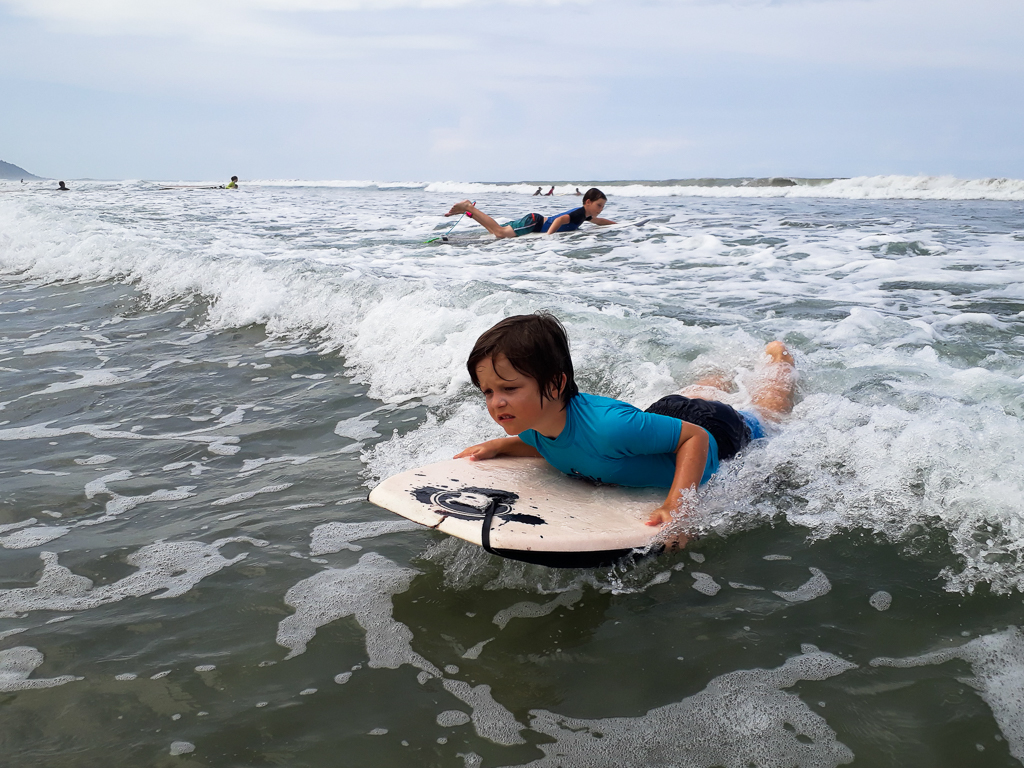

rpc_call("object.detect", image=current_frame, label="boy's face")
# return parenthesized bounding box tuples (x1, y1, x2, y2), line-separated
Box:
(583, 197, 606, 218)
(475, 353, 563, 437)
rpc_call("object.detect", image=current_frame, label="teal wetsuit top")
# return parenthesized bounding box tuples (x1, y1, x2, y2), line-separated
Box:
(517, 393, 719, 488)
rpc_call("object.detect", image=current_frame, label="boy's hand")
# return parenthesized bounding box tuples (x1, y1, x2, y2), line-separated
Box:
(646, 504, 675, 526)
(646, 505, 690, 550)
(454, 441, 501, 461)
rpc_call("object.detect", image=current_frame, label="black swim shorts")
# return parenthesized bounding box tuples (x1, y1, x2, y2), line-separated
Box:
(645, 395, 752, 460)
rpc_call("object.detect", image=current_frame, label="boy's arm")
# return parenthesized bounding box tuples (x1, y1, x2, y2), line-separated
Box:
(590, 217, 616, 225)
(645, 422, 708, 527)
(454, 436, 541, 461)
(544, 214, 570, 234)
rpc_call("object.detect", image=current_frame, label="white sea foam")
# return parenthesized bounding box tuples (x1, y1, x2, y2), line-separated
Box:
(80, 471, 197, 526)
(0, 646, 83, 692)
(17, 361, 179, 400)
(75, 454, 117, 465)
(492, 588, 583, 629)
(773, 568, 832, 603)
(0, 538, 266, 617)
(237, 455, 316, 477)
(420, 175, 1024, 201)
(275, 552, 437, 673)
(690, 572, 722, 596)
(308, 520, 421, 556)
(869, 591, 892, 611)
(210, 483, 293, 507)
(334, 415, 381, 441)
(442, 678, 526, 746)
(0, 418, 242, 455)
(518, 648, 857, 767)
(697, 392, 1024, 594)
(871, 627, 1024, 761)
(437, 709, 472, 727)
(169, 741, 195, 756)
(0, 519, 37, 535)
(2, 467, 198, 548)
(0, 526, 71, 550)
(461, 639, 492, 660)
(22, 340, 98, 355)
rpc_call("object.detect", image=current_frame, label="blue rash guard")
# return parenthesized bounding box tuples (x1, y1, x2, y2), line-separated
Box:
(541, 207, 591, 233)
(517, 393, 719, 488)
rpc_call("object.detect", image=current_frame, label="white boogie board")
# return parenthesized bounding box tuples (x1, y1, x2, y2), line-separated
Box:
(368, 457, 665, 568)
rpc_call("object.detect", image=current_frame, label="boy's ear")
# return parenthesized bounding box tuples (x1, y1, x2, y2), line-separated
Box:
(549, 373, 567, 399)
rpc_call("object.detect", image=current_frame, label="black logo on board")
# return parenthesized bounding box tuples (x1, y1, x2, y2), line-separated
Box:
(411, 486, 544, 526)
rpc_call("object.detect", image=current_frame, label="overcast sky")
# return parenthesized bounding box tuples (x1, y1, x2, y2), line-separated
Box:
(1, 0, 1022, 181)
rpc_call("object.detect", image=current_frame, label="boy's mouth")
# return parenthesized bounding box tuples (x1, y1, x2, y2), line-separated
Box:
(497, 414, 514, 422)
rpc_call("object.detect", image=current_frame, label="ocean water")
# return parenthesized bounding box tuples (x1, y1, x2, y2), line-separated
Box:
(1, 176, 1023, 767)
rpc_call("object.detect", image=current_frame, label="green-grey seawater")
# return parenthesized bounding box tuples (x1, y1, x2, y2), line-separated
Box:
(1, 180, 1023, 767)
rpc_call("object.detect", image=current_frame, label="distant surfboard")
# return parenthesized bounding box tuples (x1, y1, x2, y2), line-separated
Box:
(368, 457, 665, 568)
(157, 185, 224, 190)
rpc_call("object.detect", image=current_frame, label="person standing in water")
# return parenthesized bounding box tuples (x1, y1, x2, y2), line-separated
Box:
(444, 187, 616, 240)
(57, 181, 70, 191)
(224, 176, 239, 189)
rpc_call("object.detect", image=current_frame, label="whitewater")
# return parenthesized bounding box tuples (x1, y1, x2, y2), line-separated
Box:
(1, 176, 1023, 767)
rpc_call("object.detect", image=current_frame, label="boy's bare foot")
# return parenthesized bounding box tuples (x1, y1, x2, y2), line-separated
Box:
(445, 200, 475, 217)
(751, 341, 797, 419)
(764, 340, 795, 366)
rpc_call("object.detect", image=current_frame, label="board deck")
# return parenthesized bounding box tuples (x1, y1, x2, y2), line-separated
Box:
(368, 457, 665, 568)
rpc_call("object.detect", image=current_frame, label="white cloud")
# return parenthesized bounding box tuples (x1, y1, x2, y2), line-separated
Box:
(2, 0, 1022, 179)
(0, 0, 595, 41)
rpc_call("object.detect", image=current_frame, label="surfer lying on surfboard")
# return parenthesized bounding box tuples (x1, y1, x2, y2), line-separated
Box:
(454, 313, 796, 544)
(444, 187, 615, 239)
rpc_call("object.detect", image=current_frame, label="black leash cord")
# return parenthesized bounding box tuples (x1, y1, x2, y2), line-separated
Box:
(480, 498, 498, 555)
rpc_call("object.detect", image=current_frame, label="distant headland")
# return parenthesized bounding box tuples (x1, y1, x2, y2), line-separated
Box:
(0, 160, 43, 180)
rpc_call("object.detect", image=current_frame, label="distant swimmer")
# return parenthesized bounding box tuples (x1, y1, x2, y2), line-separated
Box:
(533, 187, 542, 196)
(57, 181, 69, 191)
(443, 187, 615, 240)
(545, 186, 555, 196)
(224, 176, 238, 189)
(574, 187, 582, 196)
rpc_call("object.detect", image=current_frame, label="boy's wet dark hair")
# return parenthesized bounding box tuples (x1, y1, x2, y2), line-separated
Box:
(468, 312, 579, 407)
(582, 188, 606, 204)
